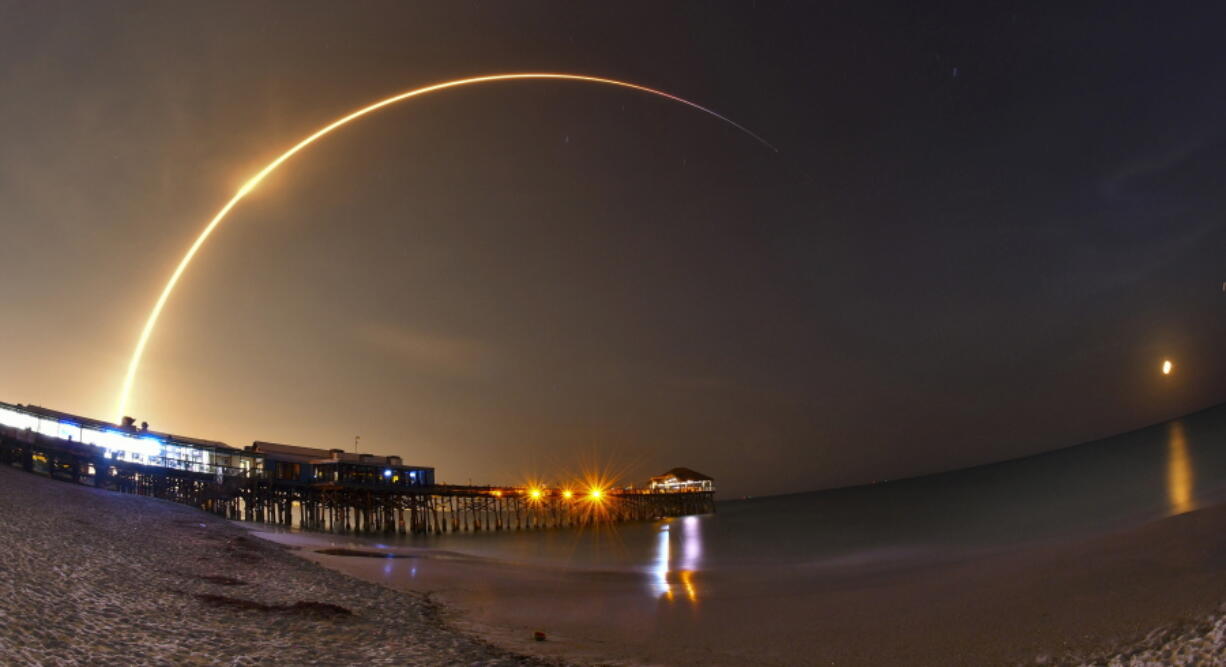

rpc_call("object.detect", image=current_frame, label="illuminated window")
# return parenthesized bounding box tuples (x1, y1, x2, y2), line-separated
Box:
(38, 419, 59, 438)
(57, 423, 82, 442)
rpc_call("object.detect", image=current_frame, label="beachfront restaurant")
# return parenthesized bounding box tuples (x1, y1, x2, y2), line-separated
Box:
(247, 441, 435, 488)
(0, 401, 262, 478)
(649, 467, 715, 492)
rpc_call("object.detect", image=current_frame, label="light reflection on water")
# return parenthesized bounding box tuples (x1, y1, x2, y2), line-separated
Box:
(310, 403, 1226, 605)
(682, 516, 703, 570)
(1167, 421, 1195, 515)
(652, 522, 672, 599)
(652, 515, 704, 602)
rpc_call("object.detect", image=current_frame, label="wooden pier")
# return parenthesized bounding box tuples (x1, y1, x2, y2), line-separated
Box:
(0, 427, 714, 535)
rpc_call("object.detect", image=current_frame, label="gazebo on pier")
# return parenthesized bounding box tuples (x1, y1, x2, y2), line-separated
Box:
(648, 467, 714, 492)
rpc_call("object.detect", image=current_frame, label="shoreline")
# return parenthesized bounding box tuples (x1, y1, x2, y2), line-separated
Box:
(256, 504, 1226, 666)
(3, 460, 1225, 665)
(253, 528, 664, 666)
(0, 465, 556, 666)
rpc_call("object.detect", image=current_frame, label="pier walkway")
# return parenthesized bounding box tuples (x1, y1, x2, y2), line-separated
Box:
(0, 427, 714, 535)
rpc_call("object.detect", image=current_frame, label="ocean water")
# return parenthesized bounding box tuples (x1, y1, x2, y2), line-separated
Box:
(329, 403, 1226, 578)
(257, 404, 1226, 664)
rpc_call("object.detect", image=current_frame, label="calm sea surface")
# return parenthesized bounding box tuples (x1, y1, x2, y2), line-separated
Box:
(253, 405, 1226, 665)
(278, 404, 1226, 592)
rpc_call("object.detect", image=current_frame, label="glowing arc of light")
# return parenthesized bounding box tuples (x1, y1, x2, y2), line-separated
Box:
(114, 73, 775, 421)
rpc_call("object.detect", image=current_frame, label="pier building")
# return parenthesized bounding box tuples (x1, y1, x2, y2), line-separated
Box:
(649, 467, 714, 492)
(0, 399, 714, 534)
(0, 402, 261, 477)
(249, 441, 435, 488)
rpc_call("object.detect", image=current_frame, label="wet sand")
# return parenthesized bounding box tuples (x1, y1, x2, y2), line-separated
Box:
(0, 465, 555, 666)
(260, 504, 1226, 666)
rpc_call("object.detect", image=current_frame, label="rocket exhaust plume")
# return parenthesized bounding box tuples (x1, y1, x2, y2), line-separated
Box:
(115, 73, 775, 421)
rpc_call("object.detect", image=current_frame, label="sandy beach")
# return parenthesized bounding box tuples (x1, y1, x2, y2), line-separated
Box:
(0, 465, 555, 666)
(3, 462, 1225, 666)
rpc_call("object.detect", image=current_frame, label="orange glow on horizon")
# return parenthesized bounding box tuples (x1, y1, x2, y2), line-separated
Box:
(114, 73, 774, 422)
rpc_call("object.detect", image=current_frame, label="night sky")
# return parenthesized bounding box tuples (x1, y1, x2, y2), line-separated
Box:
(2, 1, 1224, 497)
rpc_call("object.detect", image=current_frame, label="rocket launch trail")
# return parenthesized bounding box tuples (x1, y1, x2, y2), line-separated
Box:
(114, 73, 774, 421)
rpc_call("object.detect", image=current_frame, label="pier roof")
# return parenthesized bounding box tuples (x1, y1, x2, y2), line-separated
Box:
(248, 441, 431, 470)
(15, 403, 243, 453)
(651, 467, 714, 482)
